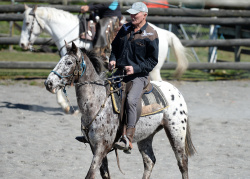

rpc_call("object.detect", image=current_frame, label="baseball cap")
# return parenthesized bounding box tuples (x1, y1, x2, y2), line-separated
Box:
(126, 2, 148, 14)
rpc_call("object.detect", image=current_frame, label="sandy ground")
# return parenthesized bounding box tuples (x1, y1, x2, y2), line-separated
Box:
(1, 80, 250, 179)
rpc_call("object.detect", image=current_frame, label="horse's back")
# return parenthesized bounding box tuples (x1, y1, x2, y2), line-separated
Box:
(151, 81, 188, 111)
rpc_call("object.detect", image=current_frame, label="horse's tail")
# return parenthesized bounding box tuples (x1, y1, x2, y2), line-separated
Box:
(185, 118, 196, 156)
(168, 31, 189, 78)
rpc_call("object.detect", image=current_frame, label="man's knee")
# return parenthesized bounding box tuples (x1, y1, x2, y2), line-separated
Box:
(126, 95, 137, 108)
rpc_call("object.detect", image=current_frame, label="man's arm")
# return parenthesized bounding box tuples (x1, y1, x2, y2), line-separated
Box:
(81, 3, 110, 13)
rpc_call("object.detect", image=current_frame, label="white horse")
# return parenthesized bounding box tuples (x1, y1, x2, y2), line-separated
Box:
(20, 5, 188, 113)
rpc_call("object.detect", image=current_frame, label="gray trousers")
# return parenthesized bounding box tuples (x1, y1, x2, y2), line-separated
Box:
(126, 76, 149, 128)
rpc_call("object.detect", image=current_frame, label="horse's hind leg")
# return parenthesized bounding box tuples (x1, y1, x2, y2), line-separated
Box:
(137, 135, 156, 179)
(100, 156, 111, 179)
(163, 114, 189, 179)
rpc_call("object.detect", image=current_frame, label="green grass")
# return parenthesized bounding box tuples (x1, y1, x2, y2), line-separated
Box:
(161, 69, 250, 81)
(0, 50, 59, 62)
(0, 50, 59, 82)
(0, 69, 51, 79)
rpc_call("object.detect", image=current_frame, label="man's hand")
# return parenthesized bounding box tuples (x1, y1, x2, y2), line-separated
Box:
(81, 5, 89, 13)
(109, 61, 116, 71)
(125, 66, 134, 75)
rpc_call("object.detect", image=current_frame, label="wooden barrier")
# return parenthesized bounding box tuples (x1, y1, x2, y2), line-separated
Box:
(162, 62, 250, 70)
(2, 37, 250, 47)
(0, 61, 57, 69)
(0, 1, 250, 11)
(1, 13, 250, 25)
(0, 37, 55, 45)
(1, 61, 250, 70)
(1, 4, 250, 17)
(0, 4, 249, 67)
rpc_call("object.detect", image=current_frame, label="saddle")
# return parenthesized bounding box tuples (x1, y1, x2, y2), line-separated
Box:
(110, 81, 169, 120)
(79, 16, 124, 45)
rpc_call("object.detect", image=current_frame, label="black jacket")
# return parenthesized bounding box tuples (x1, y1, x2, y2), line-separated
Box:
(110, 22, 159, 76)
(88, 2, 121, 19)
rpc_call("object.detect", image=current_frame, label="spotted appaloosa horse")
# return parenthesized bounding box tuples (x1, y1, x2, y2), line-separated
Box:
(44, 42, 195, 179)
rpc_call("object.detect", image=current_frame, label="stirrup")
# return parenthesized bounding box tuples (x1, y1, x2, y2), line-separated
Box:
(115, 135, 130, 151)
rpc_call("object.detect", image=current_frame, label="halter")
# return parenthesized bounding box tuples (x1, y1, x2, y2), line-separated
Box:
(51, 51, 86, 88)
(50, 49, 130, 143)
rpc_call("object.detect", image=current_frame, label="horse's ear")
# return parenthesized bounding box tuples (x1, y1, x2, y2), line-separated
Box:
(29, 5, 37, 16)
(64, 40, 71, 52)
(71, 42, 78, 54)
(32, 5, 38, 12)
(24, 4, 29, 10)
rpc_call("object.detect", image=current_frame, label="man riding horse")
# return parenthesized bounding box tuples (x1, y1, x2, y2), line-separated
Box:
(108, 2, 159, 153)
(76, 2, 159, 154)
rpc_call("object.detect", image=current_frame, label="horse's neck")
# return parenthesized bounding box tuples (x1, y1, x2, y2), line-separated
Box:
(38, 8, 80, 49)
(76, 59, 107, 116)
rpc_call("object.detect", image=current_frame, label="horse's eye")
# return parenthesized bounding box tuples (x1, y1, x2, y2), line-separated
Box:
(26, 22, 29, 26)
(66, 61, 72, 66)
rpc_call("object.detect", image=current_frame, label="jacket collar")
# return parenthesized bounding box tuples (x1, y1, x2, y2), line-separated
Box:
(124, 21, 148, 33)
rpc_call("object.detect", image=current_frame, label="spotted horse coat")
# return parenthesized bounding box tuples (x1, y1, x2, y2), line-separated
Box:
(44, 42, 196, 179)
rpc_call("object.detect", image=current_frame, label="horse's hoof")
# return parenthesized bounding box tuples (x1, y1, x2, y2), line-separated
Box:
(64, 106, 70, 114)
(72, 110, 80, 115)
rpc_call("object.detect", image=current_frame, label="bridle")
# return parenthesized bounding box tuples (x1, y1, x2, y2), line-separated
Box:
(26, 10, 85, 56)
(51, 50, 86, 88)
(50, 48, 130, 142)
(27, 10, 46, 51)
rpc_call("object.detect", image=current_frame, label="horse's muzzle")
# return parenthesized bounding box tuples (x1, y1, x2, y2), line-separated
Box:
(20, 43, 28, 50)
(44, 80, 55, 93)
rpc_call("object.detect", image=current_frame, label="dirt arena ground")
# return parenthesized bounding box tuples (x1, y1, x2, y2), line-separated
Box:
(1, 80, 250, 179)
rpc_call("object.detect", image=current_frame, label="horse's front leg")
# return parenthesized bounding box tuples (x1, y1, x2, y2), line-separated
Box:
(85, 145, 111, 179)
(86, 154, 105, 179)
(100, 156, 110, 179)
(56, 89, 70, 113)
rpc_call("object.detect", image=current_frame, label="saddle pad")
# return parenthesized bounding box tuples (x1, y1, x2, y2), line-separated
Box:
(111, 83, 168, 117)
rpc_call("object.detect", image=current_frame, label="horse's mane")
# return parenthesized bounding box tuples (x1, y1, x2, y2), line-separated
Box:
(80, 48, 105, 75)
(36, 7, 78, 22)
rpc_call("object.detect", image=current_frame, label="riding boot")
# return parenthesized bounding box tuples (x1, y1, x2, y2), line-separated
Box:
(114, 127, 135, 154)
(126, 127, 135, 149)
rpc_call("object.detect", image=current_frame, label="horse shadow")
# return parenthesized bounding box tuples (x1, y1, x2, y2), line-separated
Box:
(0, 101, 78, 115)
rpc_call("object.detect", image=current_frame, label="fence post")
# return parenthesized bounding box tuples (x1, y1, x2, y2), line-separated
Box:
(208, 8, 219, 64)
(9, 0, 15, 51)
(235, 25, 241, 62)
